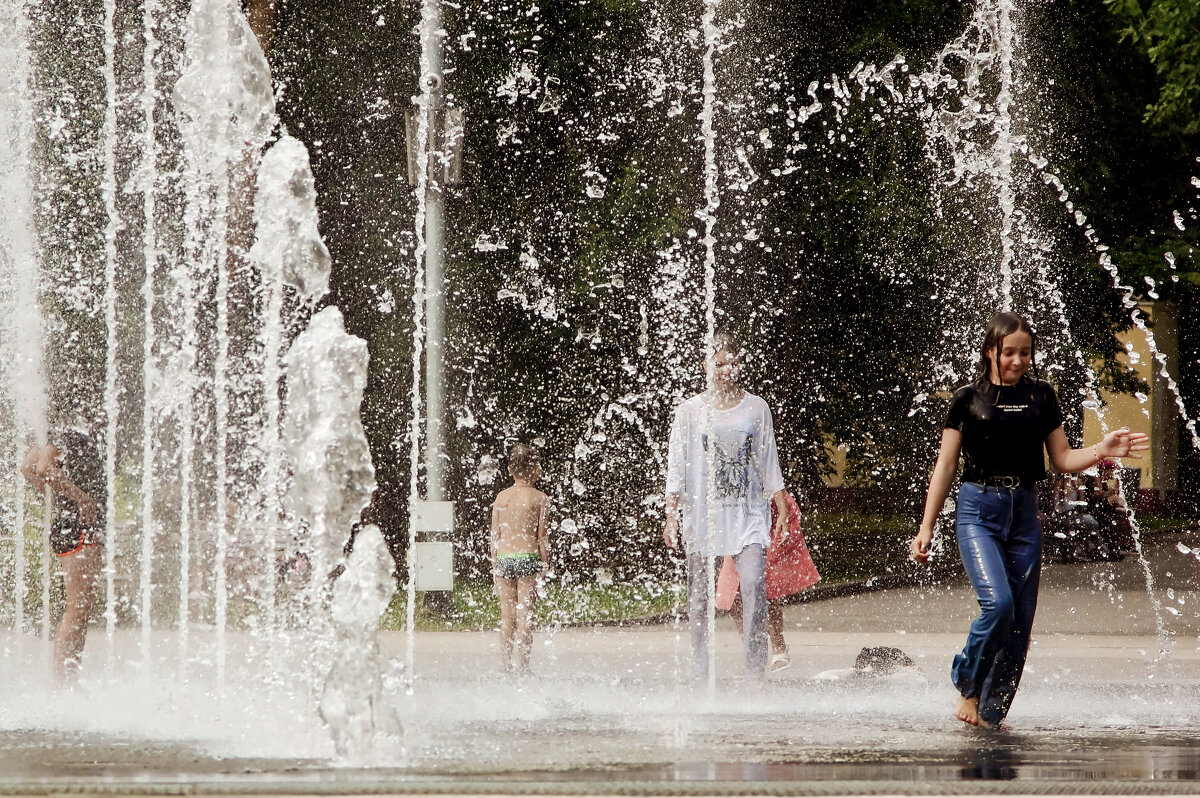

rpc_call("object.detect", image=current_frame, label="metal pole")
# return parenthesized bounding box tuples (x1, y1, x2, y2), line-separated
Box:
(422, 0, 446, 503)
(425, 193, 445, 502)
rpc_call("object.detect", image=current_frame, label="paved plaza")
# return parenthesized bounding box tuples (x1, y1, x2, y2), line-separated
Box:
(2, 532, 1200, 796)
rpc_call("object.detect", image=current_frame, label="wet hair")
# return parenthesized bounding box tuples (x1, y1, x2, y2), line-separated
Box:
(710, 329, 744, 360)
(507, 443, 540, 481)
(975, 311, 1038, 384)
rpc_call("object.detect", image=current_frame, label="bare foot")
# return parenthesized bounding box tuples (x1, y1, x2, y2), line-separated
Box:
(954, 695, 991, 728)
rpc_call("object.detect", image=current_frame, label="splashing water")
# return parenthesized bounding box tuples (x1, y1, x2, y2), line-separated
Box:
(0, 0, 401, 762)
(697, 0, 722, 697)
(285, 305, 379, 746)
(319, 525, 402, 761)
(1, 0, 1198, 780)
(0, 1, 46, 641)
(0, 3, 48, 448)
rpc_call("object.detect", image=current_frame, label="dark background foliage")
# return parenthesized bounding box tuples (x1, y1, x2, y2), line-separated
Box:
(267, 0, 1199, 580)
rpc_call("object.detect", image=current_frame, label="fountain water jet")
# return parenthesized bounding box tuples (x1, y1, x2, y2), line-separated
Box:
(137, 0, 162, 674)
(173, 0, 277, 695)
(0, 0, 1197, 785)
(698, 0, 721, 696)
(0, 0, 46, 641)
(0, 1, 394, 763)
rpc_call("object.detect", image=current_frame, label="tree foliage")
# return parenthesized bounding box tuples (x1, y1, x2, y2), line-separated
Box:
(269, 0, 1200, 577)
(1106, 0, 1200, 136)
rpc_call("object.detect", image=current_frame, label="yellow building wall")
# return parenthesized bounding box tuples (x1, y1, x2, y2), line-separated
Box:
(822, 442, 848, 488)
(1082, 301, 1178, 491)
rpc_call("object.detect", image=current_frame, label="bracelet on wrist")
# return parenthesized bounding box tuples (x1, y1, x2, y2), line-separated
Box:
(1092, 443, 1102, 462)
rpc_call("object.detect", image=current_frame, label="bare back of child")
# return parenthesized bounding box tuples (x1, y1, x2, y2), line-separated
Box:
(491, 444, 549, 674)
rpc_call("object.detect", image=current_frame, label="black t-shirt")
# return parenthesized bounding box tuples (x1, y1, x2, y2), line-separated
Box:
(53, 429, 105, 516)
(943, 377, 1063, 484)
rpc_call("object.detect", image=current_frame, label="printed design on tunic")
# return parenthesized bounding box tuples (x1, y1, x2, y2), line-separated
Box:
(702, 431, 755, 503)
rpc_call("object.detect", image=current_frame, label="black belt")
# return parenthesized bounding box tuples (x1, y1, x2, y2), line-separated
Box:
(974, 475, 1024, 489)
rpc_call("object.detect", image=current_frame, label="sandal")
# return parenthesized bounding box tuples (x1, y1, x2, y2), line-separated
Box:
(769, 650, 791, 673)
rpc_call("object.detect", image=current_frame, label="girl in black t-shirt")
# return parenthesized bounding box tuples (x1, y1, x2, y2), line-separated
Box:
(909, 311, 1148, 728)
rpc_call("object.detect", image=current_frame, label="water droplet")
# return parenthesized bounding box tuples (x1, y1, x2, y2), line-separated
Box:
(476, 455, 499, 485)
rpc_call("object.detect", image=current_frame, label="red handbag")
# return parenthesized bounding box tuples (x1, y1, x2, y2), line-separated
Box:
(715, 555, 740, 611)
(765, 491, 820, 600)
(714, 491, 820, 604)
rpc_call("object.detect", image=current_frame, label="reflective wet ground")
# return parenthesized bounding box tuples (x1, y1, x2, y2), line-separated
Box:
(4, 535, 1200, 795)
(6, 712, 1200, 795)
(5, 661, 1200, 795)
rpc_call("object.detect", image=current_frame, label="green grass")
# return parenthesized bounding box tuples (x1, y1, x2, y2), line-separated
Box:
(1135, 516, 1192, 533)
(802, 511, 928, 584)
(803, 513, 1197, 585)
(376, 512, 934, 631)
(380, 578, 684, 631)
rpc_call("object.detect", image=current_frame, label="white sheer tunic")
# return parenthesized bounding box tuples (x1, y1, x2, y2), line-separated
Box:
(665, 392, 785, 557)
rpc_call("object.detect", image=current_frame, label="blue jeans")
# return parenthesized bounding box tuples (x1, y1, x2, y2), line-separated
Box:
(687, 544, 768, 678)
(951, 482, 1042, 725)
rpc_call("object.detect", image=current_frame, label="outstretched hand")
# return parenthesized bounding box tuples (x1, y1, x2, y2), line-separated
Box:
(1101, 428, 1150, 460)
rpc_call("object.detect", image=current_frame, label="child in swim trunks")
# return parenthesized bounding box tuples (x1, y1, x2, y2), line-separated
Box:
(490, 443, 549, 674)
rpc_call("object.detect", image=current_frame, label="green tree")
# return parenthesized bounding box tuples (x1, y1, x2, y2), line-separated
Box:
(1106, 0, 1200, 135)
(268, 0, 1200, 585)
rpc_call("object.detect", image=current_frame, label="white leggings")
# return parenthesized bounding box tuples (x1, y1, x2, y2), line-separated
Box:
(687, 543, 767, 678)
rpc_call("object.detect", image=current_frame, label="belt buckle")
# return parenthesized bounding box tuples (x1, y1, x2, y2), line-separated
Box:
(999, 475, 1019, 489)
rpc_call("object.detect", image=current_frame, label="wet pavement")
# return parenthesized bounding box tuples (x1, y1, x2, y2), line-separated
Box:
(3, 532, 1200, 796)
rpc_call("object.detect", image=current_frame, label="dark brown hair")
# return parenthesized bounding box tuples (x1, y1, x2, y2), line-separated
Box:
(507, 443, 540, 481)
(975, 311, 1037, 384)
(710, 329, 744, 359)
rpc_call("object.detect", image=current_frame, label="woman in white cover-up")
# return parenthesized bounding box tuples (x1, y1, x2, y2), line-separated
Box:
(663, 331, 787, 680)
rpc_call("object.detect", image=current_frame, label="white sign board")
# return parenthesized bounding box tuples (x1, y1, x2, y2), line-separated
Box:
(414, 541, 454, 592)
(413, 500, 455, 533)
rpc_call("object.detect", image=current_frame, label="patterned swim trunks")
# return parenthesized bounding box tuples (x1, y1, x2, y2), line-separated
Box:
(495, 552, 542, 579)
